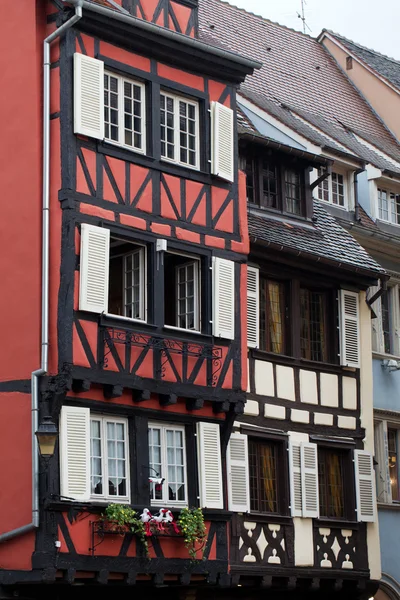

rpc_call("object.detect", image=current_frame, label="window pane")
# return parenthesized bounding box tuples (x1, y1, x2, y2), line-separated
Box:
(318, 448, 345, 518)
(246, 157, 255, 203)
(104, 74, 119, 143)
(261, 159, 278, 209)
(317, 167, 329, 202)
(106, 420, 127, 498)
(160, 94, 175, 161)
(284, 168, 302, 215)
(300, 288, 327, 362)
(332, 173, 345, 206)
(260, 279, 286, 354)
(388, 428, 399, 501)
(381, 290, 391, 354)
(90, 419, 103, 495)
(175, 261, 198, 330)
(378, 188, 389, 221)
(249, 440, 278, 513)
(124, 250, 143, 320)
(149, 427, 163, 501)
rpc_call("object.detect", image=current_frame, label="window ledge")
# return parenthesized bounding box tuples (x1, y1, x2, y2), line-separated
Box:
(100, 313, 158, 331)
(373, 351, 400, 361)
(378, 501, 400, 511)
(250, 349, 346, 375)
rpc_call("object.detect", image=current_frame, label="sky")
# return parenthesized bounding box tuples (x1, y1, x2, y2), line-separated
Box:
(231, 0, 400, 61)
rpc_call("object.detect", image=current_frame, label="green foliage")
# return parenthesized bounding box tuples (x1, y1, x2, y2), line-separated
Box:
(177, 508, 207, 560)
(102, 504, 148, 556)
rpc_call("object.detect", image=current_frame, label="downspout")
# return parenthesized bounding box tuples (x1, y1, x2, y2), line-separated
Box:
(0, 0, 82, 543)
(353, 166, 365, 222)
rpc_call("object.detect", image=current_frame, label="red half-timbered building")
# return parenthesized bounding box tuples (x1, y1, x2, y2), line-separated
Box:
(0, 1, 258, 598)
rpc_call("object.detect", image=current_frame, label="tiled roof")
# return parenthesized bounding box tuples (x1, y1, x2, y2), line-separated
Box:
(325, 31, 400, 90)
(248, 202, 385, 277)
(198, 0, 400, 169)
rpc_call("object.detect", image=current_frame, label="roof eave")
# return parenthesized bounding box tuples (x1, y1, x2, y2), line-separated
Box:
(239, 132, 333, 166)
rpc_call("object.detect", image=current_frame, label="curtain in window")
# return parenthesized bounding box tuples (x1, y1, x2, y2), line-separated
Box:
(300, 289, 327, 362)
(261, 279, 285, 354)
(260, 443, 277, 513)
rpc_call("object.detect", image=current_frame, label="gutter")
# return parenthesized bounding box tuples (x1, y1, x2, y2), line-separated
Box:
(239, 132, 332, 167)
(80, 0, 261, 72)
(0, 0, 83, 543)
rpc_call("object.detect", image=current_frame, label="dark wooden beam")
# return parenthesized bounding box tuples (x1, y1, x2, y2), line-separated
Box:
(125, 571, 136, 585)
(72, 379, 91, 393)
(159, 393, 177, 407)
(133, 389, 151, 402)
(186, 397, 204, 411)
(179, 573, 191, 586)
(213, 400, 230, 414)
(103, 384, 123, 399)
(153, 573, 164, 586)
(96, 570, 108, 585)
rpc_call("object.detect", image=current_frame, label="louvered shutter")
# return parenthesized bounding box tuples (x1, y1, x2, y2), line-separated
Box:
(196, 422, 223, 509)
(74, 53, 104, 139)
(60, 406, 90, 501)
(288, 441, 303, 517)
(339, 290, 360, 368)
(301, 443, 319, 518)
(247, 266, 259, 348)
(79, 224, 110, 314)
(213, 257, 235, 340)
(354, 450, 376, 522)
(211, 101, 234, 182)
(227, 433, 250, 512)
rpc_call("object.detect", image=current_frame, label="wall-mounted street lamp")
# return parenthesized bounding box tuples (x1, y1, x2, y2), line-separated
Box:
(35, 416, 58, 459)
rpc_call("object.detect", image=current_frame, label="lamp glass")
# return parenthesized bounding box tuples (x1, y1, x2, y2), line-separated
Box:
(35, 416, 58, 458)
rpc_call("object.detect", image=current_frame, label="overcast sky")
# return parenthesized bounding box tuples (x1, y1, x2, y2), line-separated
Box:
(231, 0, 400, 60)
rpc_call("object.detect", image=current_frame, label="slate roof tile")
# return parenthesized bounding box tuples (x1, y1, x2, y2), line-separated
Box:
(248, 202, 385, 276)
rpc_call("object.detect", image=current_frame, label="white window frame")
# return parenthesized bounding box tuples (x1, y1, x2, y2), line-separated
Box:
(164, 251, 201, 333)
(104, 71, 146, 154)
(377, 186, 400, 225)
(316, 167, 349, 208)
(90, 414, 130, 503)
(175, 259, 200, 331)
(148, 422, 188, 508)
(370, 282, 400, 358)
(108, 241, 147, 323)
(160, 91, 200, 170)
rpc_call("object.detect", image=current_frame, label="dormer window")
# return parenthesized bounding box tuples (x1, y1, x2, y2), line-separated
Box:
(317, 168, 347, 207)
(245, 154, 305, 217)
(378, 187, 400, 225)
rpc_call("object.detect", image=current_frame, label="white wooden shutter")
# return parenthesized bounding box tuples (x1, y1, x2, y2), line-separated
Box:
(247, 266, 259, 349)
(339, 290, 360, 368)
(74, 53, 104, 139)
(288, 441, 303, 517)
(227, 433, 250, 512)
(212, 257, 235, 340)
(60, 406, 90, 501)
(79, 224, 110, 314)
(354, 450, 376, 522)
(211, 101, 234, 182)
(196, 421, 223, 509)
(301, 443, 319, 518)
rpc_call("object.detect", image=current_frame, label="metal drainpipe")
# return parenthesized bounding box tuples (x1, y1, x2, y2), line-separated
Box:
(0, 0, 82, 544)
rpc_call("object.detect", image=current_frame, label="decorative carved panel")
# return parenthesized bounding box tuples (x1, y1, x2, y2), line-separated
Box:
(236, 518, 293, 566)
(314, 525, 367, 571)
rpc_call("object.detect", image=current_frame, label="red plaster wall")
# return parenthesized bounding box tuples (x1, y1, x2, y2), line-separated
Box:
(0, 0, 44, 381)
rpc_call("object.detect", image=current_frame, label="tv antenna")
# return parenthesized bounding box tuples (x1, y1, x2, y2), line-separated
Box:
(297, 0, 311, 34)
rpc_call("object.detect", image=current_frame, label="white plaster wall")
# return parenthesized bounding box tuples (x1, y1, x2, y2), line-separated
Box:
(276, 365, 295, 401)
(300, 370, 318, 404)
(255, 360, 274, 396)
(342, 377, 357, 410)
(320, 373, 339, 407)
(359, 290, 381, 580)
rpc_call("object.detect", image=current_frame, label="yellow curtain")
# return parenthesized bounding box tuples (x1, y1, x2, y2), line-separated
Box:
(260, 444, 276, 512)
(267, 282, 283, 354)
(327, 453, 343, 517)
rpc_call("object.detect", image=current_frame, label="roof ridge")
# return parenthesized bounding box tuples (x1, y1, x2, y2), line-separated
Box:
(199, 0, 316, 42)
(322, 29, 400, 66)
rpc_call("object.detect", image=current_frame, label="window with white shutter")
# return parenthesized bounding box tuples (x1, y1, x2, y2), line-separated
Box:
(74, 53, 104, 140)
(289, 440, 303, 517)
(247, 266, 259, 348)
(289, 440, 319, 518)
(301, 443, 319, 518)
(354, 450, 376, 522)
(211, 102, 234, 182)
(227, 433, 250, 512)
(79, 224, 110, 314)
(213, 257, 235, 339)
(196, 422, 223, 509)
(60, 406, 90, 502)
(339, 289, 360, 368)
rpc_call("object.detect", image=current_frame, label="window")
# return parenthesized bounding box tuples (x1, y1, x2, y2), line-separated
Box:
(318, 447, 346, 518)
(108, 238, 146, 320)
(160, 92, 199, 169)
(104, 72, 145, 153)
(388, 428, 399, 502)
(317, 168, 347, 207)
(346, 56, 353, 70)
(260, 278, 287, 354)
(370, 283, 400, 356)
(378, 187, 400, 224)
(300, 288, 328, 362)
(90, 416, 129, 501)
(148, 423, 187, 506)
(245, 154, 306, 217)
(248, 438, 280, 513)
(164, 252, 200, 331)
